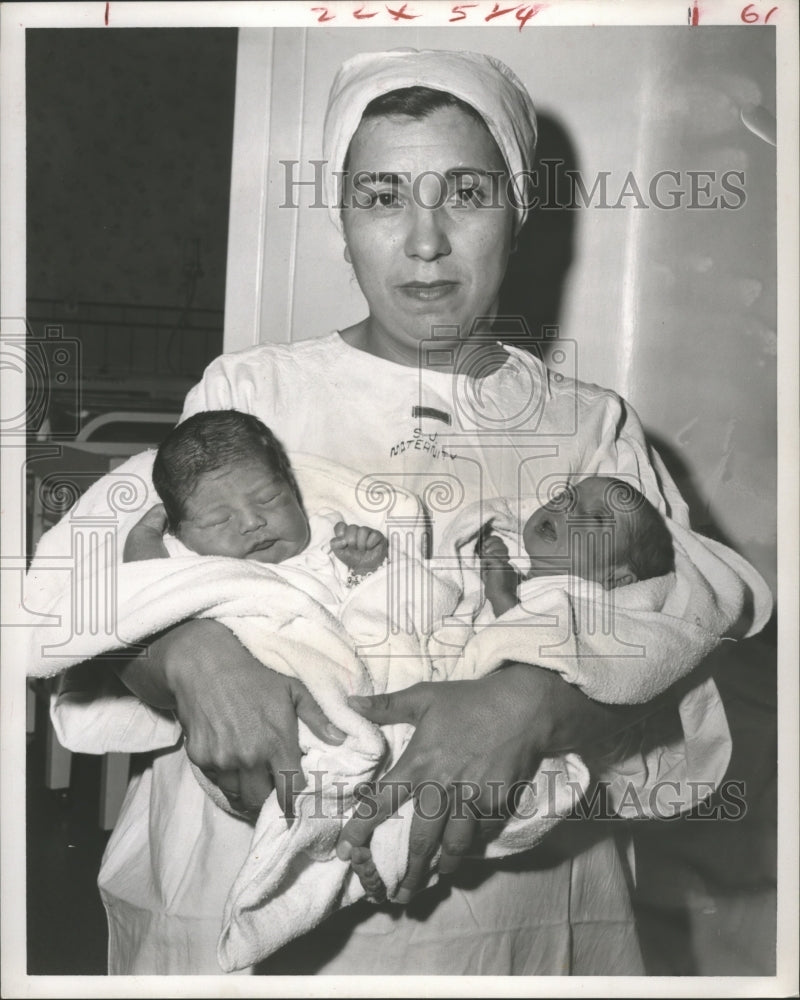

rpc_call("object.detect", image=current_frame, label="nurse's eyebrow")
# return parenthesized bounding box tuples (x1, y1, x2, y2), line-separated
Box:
(447, 168, 493, 178)
(447, 168, 506, 185)
(353, 171, 409, 184)
(353, 169, 498, 184)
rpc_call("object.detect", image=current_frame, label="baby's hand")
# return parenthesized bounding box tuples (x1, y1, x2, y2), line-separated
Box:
(477, 533, 520, 616)
(135, 503, 169, 533)
(330, 522, 389, 574)
(122, 503, 167, 562)
(478, 533, 511, 572)
(123, 504, 170, 563)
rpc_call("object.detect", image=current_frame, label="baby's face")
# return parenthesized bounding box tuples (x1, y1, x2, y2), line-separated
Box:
(522, 478, 631, 586)
(176, 458, 310, 564)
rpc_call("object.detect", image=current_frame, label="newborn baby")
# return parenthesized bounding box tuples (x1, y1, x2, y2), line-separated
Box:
(479, 475, 675, 618)
(124, 409, 388, 597)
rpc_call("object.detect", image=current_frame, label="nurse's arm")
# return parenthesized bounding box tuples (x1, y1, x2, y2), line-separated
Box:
(115, 619, 345, 817)
(338, 661, 688, 901)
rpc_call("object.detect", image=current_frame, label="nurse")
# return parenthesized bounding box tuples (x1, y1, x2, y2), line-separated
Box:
(73, 49, 768, 973)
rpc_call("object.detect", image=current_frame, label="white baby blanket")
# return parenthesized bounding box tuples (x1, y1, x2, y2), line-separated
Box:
(25, 451, 588, 973)
(428, 495, 774, 703)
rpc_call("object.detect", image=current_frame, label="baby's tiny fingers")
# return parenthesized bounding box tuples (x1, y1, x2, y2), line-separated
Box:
(356, 525, 374, 550)
(483, 538, 509, 557)
(340, 524, 359, 548)
(366, 529, 385, 549)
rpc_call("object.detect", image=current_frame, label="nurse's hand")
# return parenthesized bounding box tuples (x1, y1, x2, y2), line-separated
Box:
(115, 619, 345, 818)
(336, 664, 644, 902)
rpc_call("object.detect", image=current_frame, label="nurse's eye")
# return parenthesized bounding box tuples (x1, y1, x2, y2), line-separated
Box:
(450, 184, 483, 208)
(449, 171, 493, 209)
(367, 188, 402, 209)
(258, 491, 281, 505)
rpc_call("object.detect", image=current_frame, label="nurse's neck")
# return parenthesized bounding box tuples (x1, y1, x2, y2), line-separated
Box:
(340, 318, 509, 376)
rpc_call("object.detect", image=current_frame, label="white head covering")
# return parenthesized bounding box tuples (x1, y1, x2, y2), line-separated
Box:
(322, 48, 538, 233)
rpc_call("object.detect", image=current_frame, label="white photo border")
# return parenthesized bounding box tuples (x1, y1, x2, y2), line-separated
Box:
(2, 2, 797, 997)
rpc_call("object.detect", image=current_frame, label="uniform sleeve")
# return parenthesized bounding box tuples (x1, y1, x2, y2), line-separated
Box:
(582, 388, 690, 525)
(180, 355, 239, 419)
(178, 346, 280, 425)
(51, 665, 182, 754)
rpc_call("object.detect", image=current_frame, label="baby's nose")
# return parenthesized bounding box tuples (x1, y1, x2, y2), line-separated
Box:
(239, 506, 266, 532)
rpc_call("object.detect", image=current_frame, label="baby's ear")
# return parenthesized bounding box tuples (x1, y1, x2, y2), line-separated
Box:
(605, 563, 638, 590)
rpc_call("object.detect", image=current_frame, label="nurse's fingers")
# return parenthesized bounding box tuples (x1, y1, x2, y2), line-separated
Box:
(292, 680, 346, 745)
(438, 809, 480, 877)
(237, 766, 274, 818)
(271, 751, 306, 823)
(336, 769, 415, 859)
(394, 783, 450, 904)
(338, 685, 435, 858)
(204, 766, 236, 797)
(347, 684, 430, 727)
(349, 845, 387, 902)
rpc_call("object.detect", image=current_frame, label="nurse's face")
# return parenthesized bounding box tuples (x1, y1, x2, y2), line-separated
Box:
(341, 106, 516, 368)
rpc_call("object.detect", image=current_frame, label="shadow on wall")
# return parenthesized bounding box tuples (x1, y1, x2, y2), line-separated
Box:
(499, 112, 579, 360)
(648, 430, 743, 548)
(648, 428, 777, 637)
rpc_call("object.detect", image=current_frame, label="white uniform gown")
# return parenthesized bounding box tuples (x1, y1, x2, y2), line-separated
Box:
(53, 332, 745, 974)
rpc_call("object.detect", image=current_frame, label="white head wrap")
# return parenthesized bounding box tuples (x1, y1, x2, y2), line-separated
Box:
(322, 48, 538, 233)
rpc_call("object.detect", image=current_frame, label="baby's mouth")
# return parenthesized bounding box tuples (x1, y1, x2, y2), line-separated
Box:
(538, 519, 557, 542)
(249, 538, 277, 554)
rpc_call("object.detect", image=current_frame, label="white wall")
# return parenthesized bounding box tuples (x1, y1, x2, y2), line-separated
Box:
(225, 25, 777, 594)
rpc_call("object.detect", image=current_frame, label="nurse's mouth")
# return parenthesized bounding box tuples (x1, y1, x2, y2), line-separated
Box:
(397, 281, 458, 302)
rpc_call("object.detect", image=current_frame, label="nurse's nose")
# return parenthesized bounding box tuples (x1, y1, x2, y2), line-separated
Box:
(404, 201, 451, 262)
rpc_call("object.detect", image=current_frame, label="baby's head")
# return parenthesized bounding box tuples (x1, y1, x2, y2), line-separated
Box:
(522, 476, 674, 589)
(152, 410, 310, 563)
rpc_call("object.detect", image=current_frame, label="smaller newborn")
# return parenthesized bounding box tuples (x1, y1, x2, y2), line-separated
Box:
(479, 475, 675, 618)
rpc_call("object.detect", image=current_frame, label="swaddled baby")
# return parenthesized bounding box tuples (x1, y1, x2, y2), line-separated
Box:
(124, 409, 389, 605)
(479, 475, 675, 619)
(469, 475, 675, 769)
